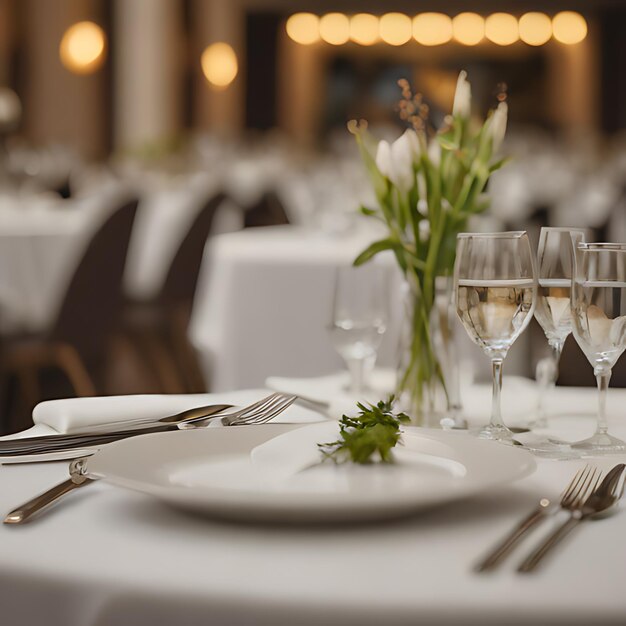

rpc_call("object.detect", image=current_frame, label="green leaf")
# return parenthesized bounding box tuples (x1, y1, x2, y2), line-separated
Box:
(438, 135, 460, 151)
(354, 133, 388, 202)
(489, 156, 510, 173)
(353, 238, 400, 266)
(359, 205, 379, 217)
(317, 396, 408, 465)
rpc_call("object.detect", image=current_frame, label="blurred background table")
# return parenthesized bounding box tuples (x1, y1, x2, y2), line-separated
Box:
(189, 224, 404, 391)
(0, 193, 100, 332)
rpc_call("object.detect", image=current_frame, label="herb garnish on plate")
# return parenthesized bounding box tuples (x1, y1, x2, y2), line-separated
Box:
(318, 397, 410, 464)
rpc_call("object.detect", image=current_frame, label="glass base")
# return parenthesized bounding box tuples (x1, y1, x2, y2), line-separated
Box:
(517, 435, 580, 460)
(469, 424, 519, 446)
(571, 432, 626, 455)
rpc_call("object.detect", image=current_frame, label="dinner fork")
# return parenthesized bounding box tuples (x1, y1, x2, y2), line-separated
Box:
(4, 393, 298, 523)
(475, 464, 600, 572)
(518, 463, 626, 572)
(0, 392, 297, 457)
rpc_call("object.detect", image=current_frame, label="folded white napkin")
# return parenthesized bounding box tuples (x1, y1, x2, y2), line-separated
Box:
(0, 389, 326, 441)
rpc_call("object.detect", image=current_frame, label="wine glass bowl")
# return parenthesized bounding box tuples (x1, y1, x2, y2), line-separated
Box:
(531, 228, 586, 432)
(534, 228, 585, 347)
(330, 265, 388, 395)
(454, 232, 537, 444)
(570, 243, 626, 454)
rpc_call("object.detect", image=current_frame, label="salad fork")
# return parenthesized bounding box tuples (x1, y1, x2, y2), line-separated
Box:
(4, 392, 298, 523)
(475, 464, 600, 572)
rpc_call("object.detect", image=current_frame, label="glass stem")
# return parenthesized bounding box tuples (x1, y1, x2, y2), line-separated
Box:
(535, 340, 563, 428)
(346, 356, 374, 396)
(490, 359, 505, 429)
(594, 367, 611, 436)
(550, 340, 563, 378)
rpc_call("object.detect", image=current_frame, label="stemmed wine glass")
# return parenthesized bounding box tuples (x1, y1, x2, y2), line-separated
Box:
(329, 265, 388, 395)
(533, 228, 586, 428)
(570, 243, 626, 454)
(454, 232, 537, 444)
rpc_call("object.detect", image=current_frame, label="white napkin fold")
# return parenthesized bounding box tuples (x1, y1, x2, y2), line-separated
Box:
(0, 389, 326, 441)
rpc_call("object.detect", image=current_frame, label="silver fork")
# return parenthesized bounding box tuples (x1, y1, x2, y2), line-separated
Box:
(475, 464, 600, 572)
(0, 393, 297, 457)
(518, 463, 625, 572)
(3, 393, 298, 524)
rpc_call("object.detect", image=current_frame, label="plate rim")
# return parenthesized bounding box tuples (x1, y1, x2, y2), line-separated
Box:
(87, 423, 536, 522)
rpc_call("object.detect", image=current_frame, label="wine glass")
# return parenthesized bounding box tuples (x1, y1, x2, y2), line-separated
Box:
(570, 242, 626, 454)
(330, 265, 388, 395)
(533, 228, 587, 428)
(454, 232, 537, 444)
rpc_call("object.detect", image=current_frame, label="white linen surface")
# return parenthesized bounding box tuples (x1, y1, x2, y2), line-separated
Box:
(0, 386, 625, 626)
(189, 225, 405, 392)
(0, 193, 103, 332)
(267, 370, 544, 425)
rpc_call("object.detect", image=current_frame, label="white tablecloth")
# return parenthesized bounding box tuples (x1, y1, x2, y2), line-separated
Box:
(0, 194, 104, 332)
(189, 224, 406, 391)
(0, 178, 242, 333)
(1, 386, 625, 626)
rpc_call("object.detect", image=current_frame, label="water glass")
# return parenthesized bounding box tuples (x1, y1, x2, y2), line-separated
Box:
(330, 265, 388, 395)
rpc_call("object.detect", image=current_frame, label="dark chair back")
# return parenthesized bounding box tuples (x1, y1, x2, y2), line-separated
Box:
(244, 191, 289, 228)
(558, 334, 626, 387)
(51, 198, 138, 361)
(159, 192, 227, 306)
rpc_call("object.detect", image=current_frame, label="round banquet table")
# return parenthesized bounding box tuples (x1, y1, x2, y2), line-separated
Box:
(1, 386, 626, 626)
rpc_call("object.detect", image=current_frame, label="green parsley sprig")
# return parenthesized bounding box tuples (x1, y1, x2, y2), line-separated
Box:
(318, 396, 410, 464)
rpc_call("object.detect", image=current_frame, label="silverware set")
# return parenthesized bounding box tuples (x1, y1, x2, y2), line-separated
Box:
(476, 463, 626, 573)
(0, 392, 296, 457)
(3, 392, 297, 524)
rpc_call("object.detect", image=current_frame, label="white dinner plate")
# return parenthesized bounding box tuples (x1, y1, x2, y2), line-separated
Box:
(87, 421, 536, 522)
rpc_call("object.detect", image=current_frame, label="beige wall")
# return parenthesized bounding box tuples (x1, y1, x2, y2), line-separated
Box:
(21, 0, 106, 157)
(192, 0, 245, 136)
(113, 0, 185, 153)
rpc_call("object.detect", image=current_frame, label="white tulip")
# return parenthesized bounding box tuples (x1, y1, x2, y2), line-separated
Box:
(452, 70, 471, 117)
(375, 130, 419, 193)
(428, 139, 441, 167)
(488, 102, 508, 152)
(375, 140, 393, 179)
(403, 128, 421, 160)
(419, 220, 430, 242)
(390, 130, 418, 192)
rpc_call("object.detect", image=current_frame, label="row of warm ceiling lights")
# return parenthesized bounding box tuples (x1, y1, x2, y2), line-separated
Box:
(286, 11, 588, 47)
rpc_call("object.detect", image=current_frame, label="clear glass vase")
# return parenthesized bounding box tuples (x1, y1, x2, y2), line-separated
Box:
(396, 275, 465, 428)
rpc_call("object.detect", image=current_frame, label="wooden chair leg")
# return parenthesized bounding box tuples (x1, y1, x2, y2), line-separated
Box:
(168, 308, 207, 393)
(52, 344, 97, 397)
(16, 364, 40, 429)
(142, 333, 186, 394)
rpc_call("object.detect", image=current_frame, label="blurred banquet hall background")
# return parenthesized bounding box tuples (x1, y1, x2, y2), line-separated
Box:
(0, 0, 625, 434)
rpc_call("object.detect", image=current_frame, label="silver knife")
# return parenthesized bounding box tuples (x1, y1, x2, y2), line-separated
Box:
(0, 403, 232, 456)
